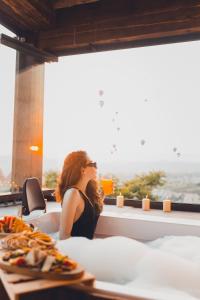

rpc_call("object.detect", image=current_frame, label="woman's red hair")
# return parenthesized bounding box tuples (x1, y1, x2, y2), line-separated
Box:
(55, 151, 103, 213)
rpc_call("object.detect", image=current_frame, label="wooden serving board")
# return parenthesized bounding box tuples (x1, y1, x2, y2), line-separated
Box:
(0, 259, 84, 280)
(0, 269, 95, 300)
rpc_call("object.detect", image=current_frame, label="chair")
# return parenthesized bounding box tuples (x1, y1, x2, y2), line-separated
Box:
(21, 177, 46, 216)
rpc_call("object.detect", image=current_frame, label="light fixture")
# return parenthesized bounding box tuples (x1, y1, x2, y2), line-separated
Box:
(29, 145, 39, 152)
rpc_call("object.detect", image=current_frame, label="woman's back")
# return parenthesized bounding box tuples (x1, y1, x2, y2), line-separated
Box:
(71, 188, 99, 239)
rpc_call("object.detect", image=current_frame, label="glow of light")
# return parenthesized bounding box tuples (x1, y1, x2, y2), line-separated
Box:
(29, 145, 39, 152)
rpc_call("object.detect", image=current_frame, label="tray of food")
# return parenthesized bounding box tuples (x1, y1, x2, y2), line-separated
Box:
(0, 232, 84, 280)
(0, 216, 34, 237)
(0, 248, 83, 280)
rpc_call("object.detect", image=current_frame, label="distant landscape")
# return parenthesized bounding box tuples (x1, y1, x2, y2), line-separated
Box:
(153, 173, 200, 204)
(1, 155, 200, 203)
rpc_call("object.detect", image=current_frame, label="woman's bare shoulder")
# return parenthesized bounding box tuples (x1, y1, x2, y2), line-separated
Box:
(63, 188, 81, 204)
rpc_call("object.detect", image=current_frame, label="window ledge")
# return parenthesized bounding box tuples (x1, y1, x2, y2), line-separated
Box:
(102, 205, 200, 226)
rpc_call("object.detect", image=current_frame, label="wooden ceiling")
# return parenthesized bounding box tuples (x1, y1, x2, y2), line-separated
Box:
(1, 0, 200, 57)
(0, 0, 100, 33)
(53, 0, 99, 9)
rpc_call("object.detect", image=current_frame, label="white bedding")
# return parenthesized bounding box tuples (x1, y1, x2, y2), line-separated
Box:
(57, 235, 200, 300)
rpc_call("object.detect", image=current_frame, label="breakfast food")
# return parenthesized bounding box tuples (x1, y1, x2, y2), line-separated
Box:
(1, 247, 77, 273)
(0, 219, 83, 278)
(0, 229, 79, 276)
(1, 231, 55, 250)
(0, 216, 33, 234)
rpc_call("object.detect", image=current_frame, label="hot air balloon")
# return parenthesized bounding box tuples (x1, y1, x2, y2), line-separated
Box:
(99, 90, 104, 96)
(99, 100, 104, 108)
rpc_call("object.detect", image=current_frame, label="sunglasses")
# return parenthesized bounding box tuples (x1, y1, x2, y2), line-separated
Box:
(86, 162, 97, 169)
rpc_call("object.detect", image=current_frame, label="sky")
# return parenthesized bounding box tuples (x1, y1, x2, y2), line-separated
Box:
(1, 24, 200, 175)
(43, 36, 200, 169)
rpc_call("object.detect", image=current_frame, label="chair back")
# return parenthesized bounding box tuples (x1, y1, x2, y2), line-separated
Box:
(22, 177, 46, 215)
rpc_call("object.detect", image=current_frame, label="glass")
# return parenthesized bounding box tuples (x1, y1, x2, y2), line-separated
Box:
(100, 178, 114, 196)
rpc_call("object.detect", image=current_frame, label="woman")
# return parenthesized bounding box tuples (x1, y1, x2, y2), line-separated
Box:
(55, 150, 103, 240)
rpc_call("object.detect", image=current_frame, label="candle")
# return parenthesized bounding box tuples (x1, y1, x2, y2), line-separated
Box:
(116, 193, 124, 208)
(163, 199, 171, 212)
(142, 195, 150, 211)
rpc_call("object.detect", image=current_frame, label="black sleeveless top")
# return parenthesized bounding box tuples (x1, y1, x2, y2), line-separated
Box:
(70, 188, 100, 239)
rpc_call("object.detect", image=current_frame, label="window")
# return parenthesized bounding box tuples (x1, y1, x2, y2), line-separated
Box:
(0, 25, 15, 193)
(43, 41, 200, 204)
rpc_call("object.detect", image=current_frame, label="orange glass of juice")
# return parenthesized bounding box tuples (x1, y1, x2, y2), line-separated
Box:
(100, 178, 114, 196)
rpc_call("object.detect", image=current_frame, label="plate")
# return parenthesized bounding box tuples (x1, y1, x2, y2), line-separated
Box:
(0, 259, 84, 280)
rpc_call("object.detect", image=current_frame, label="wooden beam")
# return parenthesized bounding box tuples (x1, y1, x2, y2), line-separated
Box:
(42, 32, 200, 57)
(0, 0, 32, 34)
(38, 0, 200, 56)
(0, 34, 58, 62)
(0, 0, 55, 33)
(11, 53, 45, 188)
(53, 0, 99, 9)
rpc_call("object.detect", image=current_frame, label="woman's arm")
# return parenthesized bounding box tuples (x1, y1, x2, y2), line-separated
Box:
(59, 189, 80, 240)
